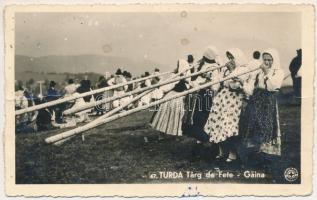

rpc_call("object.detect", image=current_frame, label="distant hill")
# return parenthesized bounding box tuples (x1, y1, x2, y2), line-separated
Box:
(15, 55, 167, 76)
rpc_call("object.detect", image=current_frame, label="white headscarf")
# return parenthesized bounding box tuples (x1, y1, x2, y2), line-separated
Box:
(226, 48, 248, 67)
(262, 48, 281, 70)
(160, 59, 189, 93)
(224, 48, 250, 81)
(177, 59, 190, 74)
(203, 45, 219, 62)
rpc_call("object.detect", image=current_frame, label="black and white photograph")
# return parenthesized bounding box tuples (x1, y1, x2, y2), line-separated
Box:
(3, 4, 314, 197)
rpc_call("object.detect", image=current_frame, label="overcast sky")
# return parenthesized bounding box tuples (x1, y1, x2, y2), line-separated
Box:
(15, 11, 301, 81)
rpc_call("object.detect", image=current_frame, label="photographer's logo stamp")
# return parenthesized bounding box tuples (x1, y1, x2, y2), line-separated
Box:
(284, 167, 299, 182)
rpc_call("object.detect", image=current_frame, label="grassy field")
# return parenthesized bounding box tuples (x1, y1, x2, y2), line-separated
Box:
(16, 103, 300, 184)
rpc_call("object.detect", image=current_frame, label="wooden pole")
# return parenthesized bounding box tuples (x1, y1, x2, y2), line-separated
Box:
(45, 67, 261, 144)
(63, 65, 225, 115)
(15, 70, 173, 116)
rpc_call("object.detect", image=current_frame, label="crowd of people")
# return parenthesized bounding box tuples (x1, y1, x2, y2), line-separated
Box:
(150, 46, 301, 168)
(15, 68, 163, 132)
(15, 45, 302, 168)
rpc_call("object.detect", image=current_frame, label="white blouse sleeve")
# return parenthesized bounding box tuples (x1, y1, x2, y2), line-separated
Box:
(210, 70, 221, 92)
(145, 79, 152, 87)
(242, 68, 259, 96)
(159, 75, 177, 93)
(189, 76, 205, 89)
(122, 77, 128, 91)
(107, 78, 115, 86)
(265, 69, 284, 91)
(243, 78, 255, 96)
(160, 83, 175, 93)
(225, 67, 248, 90)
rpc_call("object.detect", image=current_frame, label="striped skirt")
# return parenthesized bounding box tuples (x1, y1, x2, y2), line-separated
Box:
(150, 90, 185, 136)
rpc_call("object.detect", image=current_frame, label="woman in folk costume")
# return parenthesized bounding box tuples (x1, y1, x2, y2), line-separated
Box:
(182, 46, 222, 143)
(204, 48, 249, 162)
(120, 72, 134, 110)
(103, 71, 114, 111)
(150, 69, 165, 102)
(108, 69, 128, 108)
(239, 49, 284, 162)
(150, 59, 190, 136)
(60, 80, 94, 128)
(139, 72, 153, 106)
(15, 87, 38, 132)
(94, 72, 113, 115)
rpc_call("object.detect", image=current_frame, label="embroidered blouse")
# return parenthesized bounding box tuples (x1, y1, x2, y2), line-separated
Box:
(244, 68, 284, 96)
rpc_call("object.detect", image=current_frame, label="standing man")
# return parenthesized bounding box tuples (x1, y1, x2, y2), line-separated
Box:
(289, 49, 302, 98)
(46, 81, 59, 102)
(46, 81, 62, 123)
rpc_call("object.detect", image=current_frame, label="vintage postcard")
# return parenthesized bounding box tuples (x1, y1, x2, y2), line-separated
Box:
(3, 4, 315, 197)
